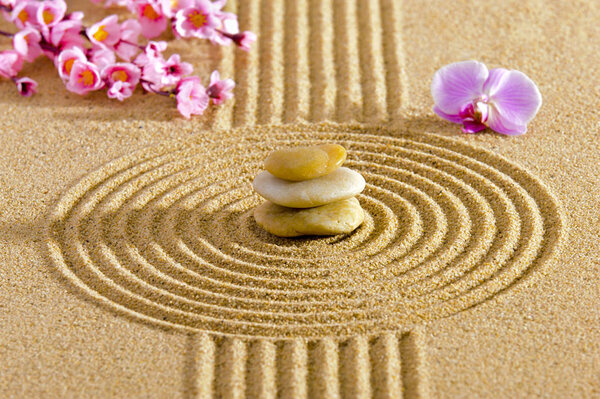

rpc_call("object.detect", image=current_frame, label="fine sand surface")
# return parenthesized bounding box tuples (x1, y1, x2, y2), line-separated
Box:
(1, 0, 599, 398)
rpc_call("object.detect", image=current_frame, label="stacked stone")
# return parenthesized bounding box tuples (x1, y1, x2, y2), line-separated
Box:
(252, 144, 366, 237)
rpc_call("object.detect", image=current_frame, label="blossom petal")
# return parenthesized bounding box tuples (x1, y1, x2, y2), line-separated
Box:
(431, 60, 489, 115)
(487, 106, 528, 136)
(486, 69, 542, 126)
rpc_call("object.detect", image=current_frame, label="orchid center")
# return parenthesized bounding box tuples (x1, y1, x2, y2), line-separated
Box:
(112, 70, 129, 82)
(189, 11, 207, 28)
(93, 25, 109, 42)
(143, 4, 160, 20)
(42, 10, 54, 24)
(171, 0, 178, 9)
(473, 100, 489, 123)
(79, 70, 95, 86)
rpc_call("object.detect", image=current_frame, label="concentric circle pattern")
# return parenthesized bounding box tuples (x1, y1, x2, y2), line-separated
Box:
(45, 124, 564, 338)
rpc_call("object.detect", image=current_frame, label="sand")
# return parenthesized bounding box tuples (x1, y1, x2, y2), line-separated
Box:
(1, 0, 599, 398)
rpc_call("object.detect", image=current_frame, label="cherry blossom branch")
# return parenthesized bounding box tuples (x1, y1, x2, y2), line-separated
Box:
(0, 0, 253, 118)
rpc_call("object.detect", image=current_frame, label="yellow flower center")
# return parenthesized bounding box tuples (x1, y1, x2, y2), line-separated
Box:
(142, 4, 160, 20)
(171, 0, 178, 9)
(188, 11, 207, 28)
(42, 10, 54, 24)
(112, 70, 129, 82)
(64, 59, 75, 74)
(18, 10, 28, 23)
(92, 25, 108, 42)
(79, 70, 95, 86)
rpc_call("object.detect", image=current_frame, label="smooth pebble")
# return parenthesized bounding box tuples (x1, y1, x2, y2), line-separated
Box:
(254, 197, 365, 237)
(252, 167, 365, 208)
(264, 144, 347, 181)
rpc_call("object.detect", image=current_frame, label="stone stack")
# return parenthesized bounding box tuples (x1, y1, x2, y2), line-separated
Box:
(252, 144, 366, 237)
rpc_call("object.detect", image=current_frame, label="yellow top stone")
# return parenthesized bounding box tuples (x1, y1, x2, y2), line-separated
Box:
(264, 144, 347, 181)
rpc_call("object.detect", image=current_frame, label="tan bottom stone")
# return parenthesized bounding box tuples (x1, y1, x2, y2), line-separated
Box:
(253, 197, 365, 237)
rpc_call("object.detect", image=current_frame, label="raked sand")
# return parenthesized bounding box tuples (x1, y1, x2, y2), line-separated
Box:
(1, 0, 599, 398)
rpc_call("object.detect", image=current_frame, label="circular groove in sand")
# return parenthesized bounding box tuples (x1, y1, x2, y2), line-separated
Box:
(45, 124, 564, 337)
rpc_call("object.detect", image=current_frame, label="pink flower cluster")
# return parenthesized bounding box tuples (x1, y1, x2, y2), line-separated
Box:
(0, 0, 251, 118)
(95, 0, 256, 49)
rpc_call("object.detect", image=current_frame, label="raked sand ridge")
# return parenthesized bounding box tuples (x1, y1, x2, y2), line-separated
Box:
(1, 0, 600, 397)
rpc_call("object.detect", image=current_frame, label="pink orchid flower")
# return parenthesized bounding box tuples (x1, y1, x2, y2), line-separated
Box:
(14, 76, 38, 96)
(11, 1, 40, 29)
(206, 70, 234, 105)
(101, 63, 141, 101)
(0, 50, 24, 79)
(87, 15, 121, 48)
(56, 47, 87, 80)
(13, 27, 43, 62)
(133, 0, 167, 38)
(173, 1, 219, 40)
(66, 60, 104, 95)
(114, 19, 142, 61)
(431, 60, 542, 135)
(36, 0, 66, 31)
(175, 76, 209, 118)
(49, 18, 85, 50)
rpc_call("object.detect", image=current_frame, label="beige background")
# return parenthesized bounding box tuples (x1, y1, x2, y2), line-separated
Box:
(1, 0, 599, 397)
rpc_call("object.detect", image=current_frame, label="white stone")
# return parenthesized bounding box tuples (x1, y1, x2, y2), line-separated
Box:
(252, 167, 365, 208)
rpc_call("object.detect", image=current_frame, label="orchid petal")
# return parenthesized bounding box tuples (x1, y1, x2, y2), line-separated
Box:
(431, 60, 489, 115)
(461, 121, 487, 134)
(486, 106, 528, 136)
(487, 69, 542, 126)
(433, 105, 464, 124)
(482, 68, 509, 97)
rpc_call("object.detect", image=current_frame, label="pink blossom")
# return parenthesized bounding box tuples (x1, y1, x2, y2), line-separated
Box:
(102, 63, 141, 101)
(89, 46, 116, 70)
(431, 60, 542, 135)
(14, 76, 38, 96)
(134, 41, 191, 91)
(0, 0, 15, 10)
(218, 30, 256, 51)
(134, 42, 167, 91)
(49, 18, 85, 50)
(158, 0, 192, 18)
(133, 0, 168, 38)
(87, 15, 121, 47)
(0, 50, 24, 79)
(175, 76, 209, 118)
(56, 47, 87, 80)
(206, 70, 234, 105)
(36, 0, 66, 30)
(159, 54, 193, 86)
(212, 11, 238, 46)
(66, 60, 104, 95)
(135, 40, 167, 65)
(11, 1, 40, 29)
(114, 19, 142, 61)
(13, 27, 42, 62)
(173, 1, 219, 39)
(96, 0, 128, 6)
(0, 0, 14, 20)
